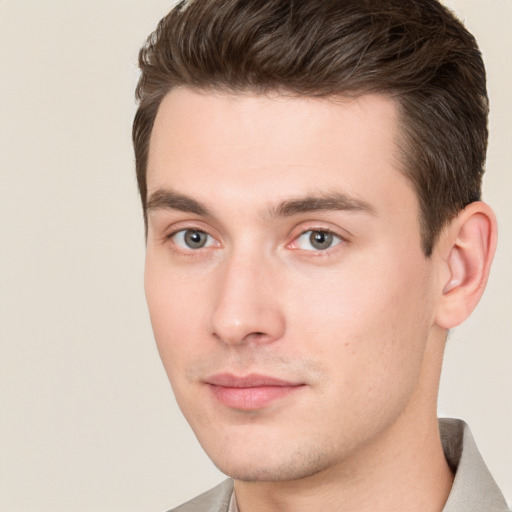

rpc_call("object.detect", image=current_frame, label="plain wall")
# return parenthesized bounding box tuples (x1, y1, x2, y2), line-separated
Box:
(0, 1, 510, 510)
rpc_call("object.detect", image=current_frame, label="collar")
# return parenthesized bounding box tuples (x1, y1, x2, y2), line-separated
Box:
(440, 418, 508, 511)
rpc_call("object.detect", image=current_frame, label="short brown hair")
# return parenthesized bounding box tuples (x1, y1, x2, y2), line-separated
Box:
(133, 0, 488, 256)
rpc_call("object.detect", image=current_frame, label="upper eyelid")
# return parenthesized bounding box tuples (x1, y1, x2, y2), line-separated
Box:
(166, 226, 207, 238)
(168, 227, 218, 245)
(164, 222, 219, 238)
(159, 220, 349, 246)
(151, 207, 352, 232)
(298, 228, 342, 238)
(289, 223, 349, 242)
(292, 229, 344, 247)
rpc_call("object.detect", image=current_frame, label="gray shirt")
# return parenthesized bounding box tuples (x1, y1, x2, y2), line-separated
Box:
(169, 418, 509, 512)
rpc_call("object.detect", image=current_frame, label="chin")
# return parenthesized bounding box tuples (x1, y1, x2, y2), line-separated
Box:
(207, 441, 339, 483)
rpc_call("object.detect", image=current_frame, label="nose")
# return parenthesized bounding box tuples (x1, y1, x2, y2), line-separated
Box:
(210, 251, 286, 346)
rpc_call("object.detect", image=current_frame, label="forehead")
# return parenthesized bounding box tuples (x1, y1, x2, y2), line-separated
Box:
(146, 88, 415, 220)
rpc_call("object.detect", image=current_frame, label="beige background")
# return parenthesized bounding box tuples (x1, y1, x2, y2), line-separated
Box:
(0, 1, 510, 510)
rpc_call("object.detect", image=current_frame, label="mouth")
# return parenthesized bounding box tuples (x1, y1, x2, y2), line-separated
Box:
(204, 373, 306, 411)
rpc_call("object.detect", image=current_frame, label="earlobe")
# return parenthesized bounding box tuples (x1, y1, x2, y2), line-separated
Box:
(435, 202, 497, 330)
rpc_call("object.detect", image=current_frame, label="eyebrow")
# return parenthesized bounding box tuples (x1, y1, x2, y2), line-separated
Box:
(146, 188, 376, 219)
(270, 192, 376, 218)
(147, 189, 212, 216)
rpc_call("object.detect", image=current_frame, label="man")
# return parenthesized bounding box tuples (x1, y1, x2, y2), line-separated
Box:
(133, 0, 509, 510)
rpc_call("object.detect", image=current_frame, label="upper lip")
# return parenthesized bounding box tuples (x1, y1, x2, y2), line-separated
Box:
(205, 373, 303, 388)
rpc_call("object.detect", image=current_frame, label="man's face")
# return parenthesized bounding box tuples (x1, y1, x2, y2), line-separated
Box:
(145, 89, 444, 481)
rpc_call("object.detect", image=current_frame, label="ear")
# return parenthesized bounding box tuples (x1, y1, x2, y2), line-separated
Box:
(435, 201, 497, 329)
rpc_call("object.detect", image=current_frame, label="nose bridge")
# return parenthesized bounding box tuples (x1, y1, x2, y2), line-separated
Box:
(210, 245, 285, 345)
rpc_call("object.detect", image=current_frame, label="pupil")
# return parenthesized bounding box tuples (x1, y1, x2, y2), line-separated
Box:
(185, 230, 206, 248)
(310, 231, 332, 250)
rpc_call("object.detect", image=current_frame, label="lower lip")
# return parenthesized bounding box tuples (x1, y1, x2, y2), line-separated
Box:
(208, 384, 302, 410)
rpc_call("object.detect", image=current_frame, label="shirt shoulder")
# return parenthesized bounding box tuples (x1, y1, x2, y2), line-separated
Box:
(166, 480, 234, 512)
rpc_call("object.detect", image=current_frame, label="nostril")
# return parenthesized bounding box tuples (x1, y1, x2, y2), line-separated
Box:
(244, 331, 271, 344)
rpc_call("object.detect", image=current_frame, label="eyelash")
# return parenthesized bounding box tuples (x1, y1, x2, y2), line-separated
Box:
(165, 226, 346, 257)
(166, 227, 218, 255)
(289, 228, 344, 254)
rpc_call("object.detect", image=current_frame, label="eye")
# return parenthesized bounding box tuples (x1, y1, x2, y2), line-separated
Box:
(294, 230, 342, 251)
(171, 229, 216, 250)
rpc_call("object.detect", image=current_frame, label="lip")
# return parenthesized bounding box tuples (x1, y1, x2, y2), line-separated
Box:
(205, 373, 305, 410)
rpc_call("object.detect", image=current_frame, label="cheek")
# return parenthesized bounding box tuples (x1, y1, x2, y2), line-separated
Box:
(284, 251, 433, 388)
(144, 258, 209, 371)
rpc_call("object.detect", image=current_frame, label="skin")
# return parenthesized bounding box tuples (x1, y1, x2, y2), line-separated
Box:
(144, 88, 496, 512)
